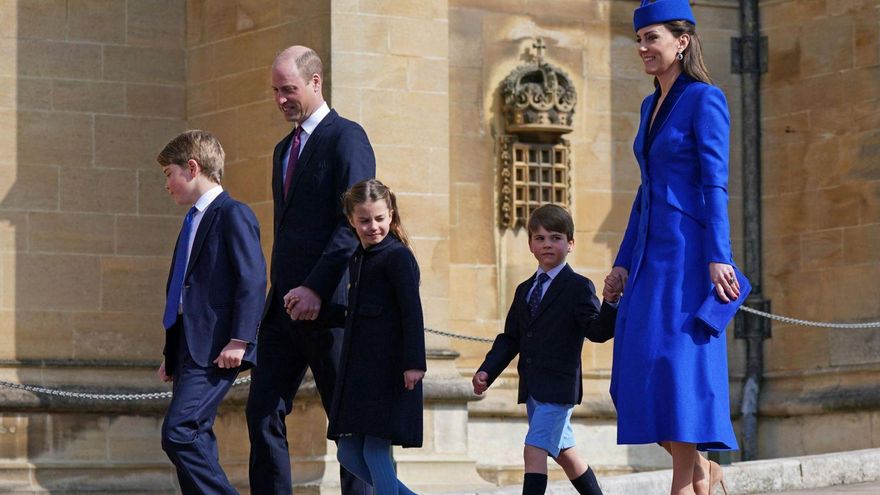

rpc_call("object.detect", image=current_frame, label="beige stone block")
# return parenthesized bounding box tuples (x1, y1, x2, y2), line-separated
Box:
(3, 310, 74, 359)
(15, 0, 67, 40)
(187, 0, 237, 45)
(764, 326, 830, 373)
(188, 109, 240, 163)
(126, 83, 185, 119)
(0, 212, 25, 254)
(0, 415, 29, 460)
(67, 0, 126, 43)
(762, 194, 810, 238)
(333, 13, 389, 54)
(802, 412, 873, 454)
(757, 416, 806, 459)
(450, 183, 494, 265)
(218, 68, 273, 107)
(212, 36, 259, 78)
(115, 214, 179, 256)
(138, 168, 190, 216)
(18, 111, 93, 168)
(761, 144, 792, 196)
(18, 40, 102, 80)
(127, 0, 186, 48)
(60, 168, 136, 213)
(100, 256, 167, 313)
(408, 237, 449, 299)
(362, 92, 448, 147)
(800, 230, 843, 271)
(374, 145, 433, 195)
(574, 190, 633, 234)
(841, 66, 880, 106)
(800, 16, 854, 76)
(187, 44, 214, 85)
(0, 166, 59, 212)
(94, 115, 185, 169)
(829, 326, 880, 367)
(843, 224, 880, 265)
(103, 45, 185, 84)
(451, 265, 498, 321)
(106, 416, 165, 461)
(13, 78, 53, 111)
(763, 235, 801, 279)
(389, 17, 448, 58)
(854, 12, 880, 67)
(398, 193, 449, 239)
(333, 52, 407, 90)
(237, 101, 290, 162)
(188, 80, 220, 117)
(762, 0, 827, 27)
(449, 11, 484, 70)
(824, 263, 880, 320)
(52, 80, 125, 114)
(38, 414, 110, 461)
(72, 311, 164, 361)
(449, 136, 492, 184)
(407, 57, 449, 93)
(358, 0, 441, 18)
(17, 253, 101, 311)
(223, 156, 272, 205)
(805, 184, 862, 230)
(28, 212, 114, 255)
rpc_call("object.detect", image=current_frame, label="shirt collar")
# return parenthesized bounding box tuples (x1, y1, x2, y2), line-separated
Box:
(535, 262, 566, 282)
(193, 185, 223, 213)
(299, 102, 330, 136)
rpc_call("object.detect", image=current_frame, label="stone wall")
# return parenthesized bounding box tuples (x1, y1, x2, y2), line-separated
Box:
(756, 0, 880, 458)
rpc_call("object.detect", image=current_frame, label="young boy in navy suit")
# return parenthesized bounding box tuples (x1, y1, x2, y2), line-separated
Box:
(473, 204, 616, 495)
(157, 130, 266, 494)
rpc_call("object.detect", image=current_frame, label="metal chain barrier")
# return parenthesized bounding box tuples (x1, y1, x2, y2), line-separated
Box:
(1, 306, 878, 401)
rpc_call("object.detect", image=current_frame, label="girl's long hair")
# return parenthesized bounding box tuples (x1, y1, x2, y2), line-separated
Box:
(342, 179, 411, 248)
(665, 20, 713, 85)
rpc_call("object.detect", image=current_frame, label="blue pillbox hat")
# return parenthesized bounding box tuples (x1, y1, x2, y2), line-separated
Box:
(633, 0, 696, 32)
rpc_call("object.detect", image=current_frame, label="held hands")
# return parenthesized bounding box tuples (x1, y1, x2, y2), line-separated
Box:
(213, 340, 246, 369)
(602, 266, 629, 303)
(403, 369, 425, 390)
(710, 262, 740, 303)
(472, 371, 489, 395)
(284, 286, 322, 321)
(157, 358, 172, 383)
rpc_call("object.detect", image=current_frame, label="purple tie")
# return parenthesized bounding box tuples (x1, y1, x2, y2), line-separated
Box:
(528, 272, 550, 318)
(283, 126, 303, 199)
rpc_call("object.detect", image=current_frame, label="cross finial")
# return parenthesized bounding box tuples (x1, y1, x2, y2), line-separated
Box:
(533, 37, 546, 64)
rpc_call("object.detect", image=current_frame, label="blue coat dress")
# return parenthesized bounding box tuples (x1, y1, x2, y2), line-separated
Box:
(610, 74, 738, 451)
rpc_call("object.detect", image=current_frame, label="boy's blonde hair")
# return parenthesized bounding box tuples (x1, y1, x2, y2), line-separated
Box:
(157, 130, 225, 183)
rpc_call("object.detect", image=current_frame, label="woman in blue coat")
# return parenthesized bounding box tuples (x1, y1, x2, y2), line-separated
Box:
(603, 2, 742, 495)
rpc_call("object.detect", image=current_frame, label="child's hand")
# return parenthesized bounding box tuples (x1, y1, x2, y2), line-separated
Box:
(285, 286, 322, 321)
(213, 340, 246, 369)
(158, 359, 172, 383)
(403, 369, 425, 390)
(602, 266, 628, 303)
(472, 371, 489, 395)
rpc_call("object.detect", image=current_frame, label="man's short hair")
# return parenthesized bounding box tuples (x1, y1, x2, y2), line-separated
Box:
(527, 204, 574, 241)
(294, 48, 323, 82)
(156, 130, 224, 183)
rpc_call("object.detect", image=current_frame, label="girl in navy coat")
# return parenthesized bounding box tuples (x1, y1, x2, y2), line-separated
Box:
(603, 2, 741, 495)
(327, 179, 426, 495)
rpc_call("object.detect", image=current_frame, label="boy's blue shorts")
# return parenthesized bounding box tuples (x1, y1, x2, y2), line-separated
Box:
(524, 396, 576, 458)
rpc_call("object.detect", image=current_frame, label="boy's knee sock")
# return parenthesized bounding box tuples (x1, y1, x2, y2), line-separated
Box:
(570, 467, 603, 495)
(522, 473, 548, 495)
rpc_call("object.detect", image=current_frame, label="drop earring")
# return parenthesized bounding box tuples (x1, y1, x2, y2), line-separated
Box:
(677, 51, 684, 61)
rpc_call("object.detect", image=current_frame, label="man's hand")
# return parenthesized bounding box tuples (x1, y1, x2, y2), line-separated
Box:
(284, 286, 322, 321)
(158, 359, 172, 383)
(213, 340, 246, 369)
(472, 371, 489, 395)
(403, 369, 425, 390)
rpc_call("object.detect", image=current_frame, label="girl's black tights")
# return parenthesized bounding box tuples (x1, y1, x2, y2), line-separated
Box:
(337, 434, 418, 495)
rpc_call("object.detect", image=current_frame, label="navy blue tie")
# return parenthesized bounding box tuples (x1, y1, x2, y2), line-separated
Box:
(163, 207, 197, 329)
(527, 272, 550, 318)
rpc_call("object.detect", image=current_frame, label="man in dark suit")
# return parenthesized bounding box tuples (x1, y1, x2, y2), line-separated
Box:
(157, 130, 267, 494)
(246, 45, 376, 495)
(472, 205, 616, 495)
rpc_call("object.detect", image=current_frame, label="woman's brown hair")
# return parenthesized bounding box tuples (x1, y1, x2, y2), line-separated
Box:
(342, 179, 411, 248)
(665, 20, 713, 85)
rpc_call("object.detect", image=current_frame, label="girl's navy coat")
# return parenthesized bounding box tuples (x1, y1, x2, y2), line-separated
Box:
(327, 235, 426, 448)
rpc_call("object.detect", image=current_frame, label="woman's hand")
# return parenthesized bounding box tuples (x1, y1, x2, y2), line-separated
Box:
(709, 262, 740, 303)
(403, 369, 425, 390)
(603, 266, 629, 303)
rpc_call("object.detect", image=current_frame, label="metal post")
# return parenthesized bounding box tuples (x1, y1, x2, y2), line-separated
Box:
(732, 0, 771, 462)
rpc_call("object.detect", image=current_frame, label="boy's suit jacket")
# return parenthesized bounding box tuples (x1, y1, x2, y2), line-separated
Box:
(164, 191, 266, 373)
(478, 264, 616, 405)
(267, 109, 375, 316)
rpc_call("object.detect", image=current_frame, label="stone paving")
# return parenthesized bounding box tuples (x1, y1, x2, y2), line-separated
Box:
(753, 482, 880, 494)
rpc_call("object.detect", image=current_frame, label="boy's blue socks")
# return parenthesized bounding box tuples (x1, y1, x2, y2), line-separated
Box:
(522, 473, 548, 495)
(570, 467, 603, 495)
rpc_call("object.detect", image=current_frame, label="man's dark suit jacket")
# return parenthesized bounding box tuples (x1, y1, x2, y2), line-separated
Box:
(164, 191, 267, 373)
(478, 264, 617, 405)
(268, 109, 376, 315)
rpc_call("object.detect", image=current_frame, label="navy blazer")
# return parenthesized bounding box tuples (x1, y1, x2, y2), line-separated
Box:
(164, 191, 267, 371)
(267, 109, 376, 315)
(478, 264, 617, 405)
